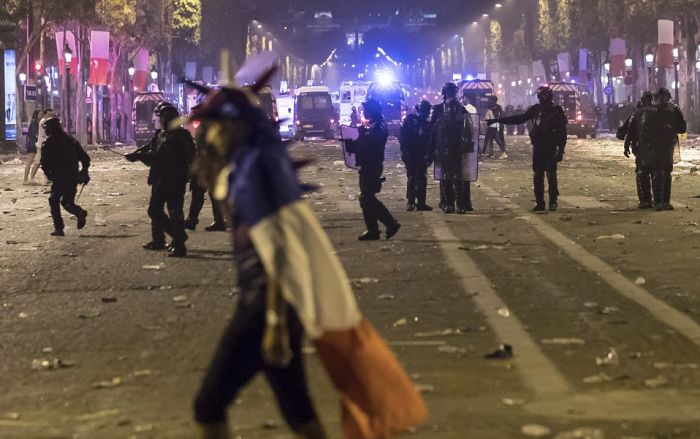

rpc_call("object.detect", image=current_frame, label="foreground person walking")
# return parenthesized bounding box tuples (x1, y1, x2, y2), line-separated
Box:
(40, 118, 90, 236)
(186, 76, 426, 439)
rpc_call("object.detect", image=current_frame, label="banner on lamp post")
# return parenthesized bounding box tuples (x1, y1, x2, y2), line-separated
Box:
(132, 48, 149, 92)
(609, 38, 626, 78)
(657, 19, 674, 69)
(88, 31, 110, 85)
(55, 30, 78, 75)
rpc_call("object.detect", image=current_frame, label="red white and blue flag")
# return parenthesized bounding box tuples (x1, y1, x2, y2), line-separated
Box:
(88, 31, 110, 85)
(230, 143, 428, 439)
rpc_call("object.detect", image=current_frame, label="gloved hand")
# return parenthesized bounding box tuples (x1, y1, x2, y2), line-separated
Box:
(623, 147, 630, 158)
(556, 152, 564, 162)
(78, 169, 90, 185)
(124, 152, 139, 162)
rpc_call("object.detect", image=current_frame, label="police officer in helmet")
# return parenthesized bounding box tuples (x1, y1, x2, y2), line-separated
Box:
(126, 102, 196, 256)
(400, 100, 433, 211)
(489, 85, 567, 211)
(651, 87, 686, 210)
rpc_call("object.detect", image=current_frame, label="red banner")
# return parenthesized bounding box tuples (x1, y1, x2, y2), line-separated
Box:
(132, 48, 149, 92)
(88, 31, 110, 85)
(657, 20, 674, 69)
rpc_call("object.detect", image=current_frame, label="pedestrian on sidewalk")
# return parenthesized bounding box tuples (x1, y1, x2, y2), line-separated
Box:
(187, 79, 426, 439)
(39, 117, 90, 236)
(346, 98, 401, 240)
(488, 86, 567, 211)
(23, 109, 40, 185)
(399, 100, 432, 211)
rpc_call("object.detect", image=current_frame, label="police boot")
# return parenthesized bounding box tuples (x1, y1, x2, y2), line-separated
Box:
(184, 217, 198, 230)
(443, 181, 455, 214)
(652, 171, 665, 211)
(143, 241, 166, 250)
(663, 172, 674, 210)
(438, 181, 447, 212)
(636, 171, 653, 209)
(416, 182, 432, 211)
(406, 177, 416, 211)
(205, 222, 226, 232)
(532, 172, 546, 211)
(547, 171, 559, 211)
(77, 210, 88, 230)
(168, 243, 187, 258)
(196, 422, 231, 439)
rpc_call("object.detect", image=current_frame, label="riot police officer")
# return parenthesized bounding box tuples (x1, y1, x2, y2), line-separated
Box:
(490, 86, 567, 211)
(617, 92, 654, 209)
(40, 117, 90, 236)
(400, 100, 432, 211)
(651, 87, 686, 210)
(346, 99, 401, 240)
(430, 82, 473, 214)
(126, 102, 196, 256)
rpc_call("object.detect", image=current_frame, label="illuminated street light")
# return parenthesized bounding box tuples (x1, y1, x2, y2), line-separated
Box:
(624, 58, 632, 70)
(18, 72, 26, 84)
(495, 3, 503, 7)
(150, 66, 158, 81)
(482, 13, 489, 17)
(127, 62, 135, 79)
(645, 53, 654, 68)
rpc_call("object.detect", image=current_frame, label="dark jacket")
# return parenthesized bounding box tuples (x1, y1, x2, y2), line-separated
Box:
(399, 112, 431, 164)
(40, 133, 90, 182)
(428, 99, 468, 156)
(348, 119, 388, 174)
(25, 119, 39, 152)
(497, 102, 567, 154)
(139, 127, 196, 186)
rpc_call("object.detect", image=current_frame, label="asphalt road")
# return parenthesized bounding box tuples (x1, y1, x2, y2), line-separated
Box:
(2, 134, 700, 438)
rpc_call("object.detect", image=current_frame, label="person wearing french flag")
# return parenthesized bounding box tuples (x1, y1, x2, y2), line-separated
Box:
(188, 77, 426, 439)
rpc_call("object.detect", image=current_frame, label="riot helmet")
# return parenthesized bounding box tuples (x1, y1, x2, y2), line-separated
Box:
(441, 82, 458, 100)
(42, 117, 64, 136)
(157, 103, 180, 128)
(362, 99, 383, 121)
(536, 86, 554, 104)
(639, 91, 654, 107)
(416, 100, 431, 117)
(657, 87, 672, 104)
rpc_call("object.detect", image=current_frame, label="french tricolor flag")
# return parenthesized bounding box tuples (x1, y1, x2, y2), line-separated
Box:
(88, 31, 110, 85)
(230, 143, 428, 439)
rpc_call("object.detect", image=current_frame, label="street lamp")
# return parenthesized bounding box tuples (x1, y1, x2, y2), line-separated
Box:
(64, 44, 73, 133)
(604, 61, 613, 104)
(150, 65, 158, 81)
(645, 53, 654, 89)
(18, 72, 26, 84)
(673, 47, 680, 103)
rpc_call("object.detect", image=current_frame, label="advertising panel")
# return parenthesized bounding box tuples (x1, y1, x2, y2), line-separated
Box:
(4, 49, 16, 141)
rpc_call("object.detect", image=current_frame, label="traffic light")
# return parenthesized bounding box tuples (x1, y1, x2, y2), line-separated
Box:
(34, 61, 42, 74)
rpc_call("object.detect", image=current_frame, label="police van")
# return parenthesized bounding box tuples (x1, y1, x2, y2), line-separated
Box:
(549, 82, 597, 138)
(294, 86, 336, 140)
(457, 79, 498, 117)
(339, 81, 370, 126)
(366, 80, 405, 137)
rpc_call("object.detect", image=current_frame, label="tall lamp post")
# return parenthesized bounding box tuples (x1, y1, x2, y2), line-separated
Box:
(625, 57, 634, 101)
(63, 44, 73, 133)
(127, 62, 135, 144)
(604, 61, 612, 104)
(673, 48, 680, 103)
(645, 53, 654, 90)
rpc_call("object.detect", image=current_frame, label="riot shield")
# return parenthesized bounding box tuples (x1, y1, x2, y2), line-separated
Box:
(433, 113, 480, 182)
(340, 125, 360, 170)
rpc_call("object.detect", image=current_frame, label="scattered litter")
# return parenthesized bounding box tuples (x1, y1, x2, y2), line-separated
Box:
(106, 192, 124, 196)
(392, 318, 408, 327)
(438, 345, 467, 354)
(652, 362, 673, 369)
(542, 338, 585, 345)
(594, 234, 626, 240)
(101, 297, 118, 303)
(501, 397, 525, 406)
(644, 375, 668, 388)
(133, 369, 152, 377)
(599, 306, 619, 315)
(484, 344, 513, 359)
(521, 424, 551, 437)
(582, 373, 612, 384)
(415, 384, 435, 393)
(92, 377, 122, 389)
(634, 277, 646, 285)
(31, 358, 75, 371)
(497, 308, 510, 317)
(78, 310, 102, 319)
(553, 428, 605, 439)
(414, 328, 464, 338)
(595, 348, 620, 366)
(583, 302, 598, 308)
(332, 160, 345, 167)
(676, 363, 699, 370)
(74, 409, 120, 421)
(354, 277, 379, 284)
(142, 263, 165, 270)
(378, 294, 395, 300)
(172, 295, 188, 302)
(134, 424, 154, 432)
(262, 420, 278, 430)
(2, 413, 20, 420)
(391, 340, 446, 347)
(17, 312, 28, 319)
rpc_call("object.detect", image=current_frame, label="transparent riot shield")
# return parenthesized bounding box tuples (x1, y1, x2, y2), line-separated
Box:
(340, 125, 360, 170)
(433, 113, 480, 182)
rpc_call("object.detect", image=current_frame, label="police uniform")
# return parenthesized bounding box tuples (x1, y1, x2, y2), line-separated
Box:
(399, 101, 432, 211)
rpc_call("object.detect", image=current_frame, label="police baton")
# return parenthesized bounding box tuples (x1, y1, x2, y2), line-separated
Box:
(76, 183, 87, 202)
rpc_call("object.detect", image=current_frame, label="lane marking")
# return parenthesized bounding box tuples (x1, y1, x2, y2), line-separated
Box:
(426, 212, 572, 397)
(481, 184, 700, 347)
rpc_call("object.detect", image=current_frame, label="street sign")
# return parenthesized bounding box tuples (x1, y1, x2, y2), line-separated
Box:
(24, 85, 37, 102)
(604, 85, 613, 96)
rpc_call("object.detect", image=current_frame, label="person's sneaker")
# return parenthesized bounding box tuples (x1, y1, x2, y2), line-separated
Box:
(499, 152, 508, 159)
(532, 203, 546, 212)
(385, 222, 401, 240)
(406, 203, 416, 212)
(143, 241, 167, 250)
(204, 222, 226, 232)
(548, 202, 558, 211)
(416, 204, 433, 211)
(638, 201, 653, 209)
(76, 211, 87, 229)
(358, 231, 381, 241)
(184, 217, 198, 230)
(168, 245, 187, 258)
(51, 229, 65, 237)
